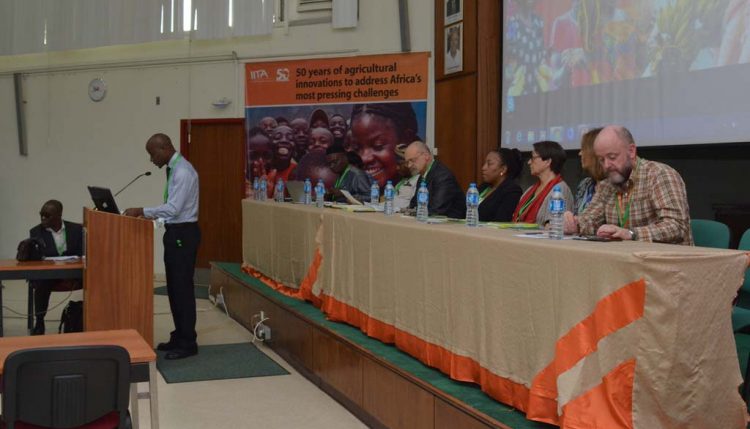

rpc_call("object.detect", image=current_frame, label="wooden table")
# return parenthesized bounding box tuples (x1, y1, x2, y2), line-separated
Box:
(0, 259, 84, 336)
(0, 329, 159, 429)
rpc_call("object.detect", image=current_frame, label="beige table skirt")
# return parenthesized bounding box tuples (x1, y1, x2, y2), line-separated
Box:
(242, 200, 749, 428)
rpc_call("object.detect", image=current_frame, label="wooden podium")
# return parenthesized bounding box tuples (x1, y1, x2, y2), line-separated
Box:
(83, 208, 154, 345)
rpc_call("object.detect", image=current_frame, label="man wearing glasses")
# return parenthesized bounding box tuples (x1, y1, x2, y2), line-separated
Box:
(564, 125, 693, 244)
(406, 141, 465, 219)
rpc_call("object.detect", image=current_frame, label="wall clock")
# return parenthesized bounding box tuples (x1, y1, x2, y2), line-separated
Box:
(88, 78, 107, 102)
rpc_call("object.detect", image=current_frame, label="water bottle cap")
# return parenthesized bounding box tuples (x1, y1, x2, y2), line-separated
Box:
(470, 183, 476, 188)
(387, 180, 392, 185)
(553, 184, 561, 192)
(420, 181, 427, 187)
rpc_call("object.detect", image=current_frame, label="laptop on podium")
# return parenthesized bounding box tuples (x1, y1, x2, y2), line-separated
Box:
(87, 186, 120, 214)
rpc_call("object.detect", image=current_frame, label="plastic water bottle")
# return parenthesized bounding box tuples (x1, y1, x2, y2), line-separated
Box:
(315, 179, 325, 208)
(465, 183, 479, 227)
(303, 178, 312, 205)
(259, 177, 268, 201)
(252, 177, 260, 200)
(416, 181, 429, 222)
(383, 181, 395, 215)
(274, 179, 285, 202)
(370, 182, 380, 204)
(549, 184, 565, 240)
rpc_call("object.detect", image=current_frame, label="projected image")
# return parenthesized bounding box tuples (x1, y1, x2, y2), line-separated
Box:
(502, 0, 750, 149)
(504, 0, 740, 95)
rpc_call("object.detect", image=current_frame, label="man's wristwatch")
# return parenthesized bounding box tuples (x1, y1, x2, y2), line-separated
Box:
(628, 229, 638, 241)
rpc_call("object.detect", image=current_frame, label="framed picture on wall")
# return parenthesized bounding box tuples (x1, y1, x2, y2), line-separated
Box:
(444, 22, 463, 75)
(445, 0, 462, 25)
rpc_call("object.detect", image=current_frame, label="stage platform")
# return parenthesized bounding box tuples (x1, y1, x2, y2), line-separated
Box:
(210, 262, 552, 429)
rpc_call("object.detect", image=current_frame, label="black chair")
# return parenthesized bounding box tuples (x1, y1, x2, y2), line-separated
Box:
(2, 345, 131, 429)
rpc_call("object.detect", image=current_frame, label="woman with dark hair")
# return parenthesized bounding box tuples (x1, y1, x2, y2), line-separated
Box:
(575, 127, 605, 215)
(512, 140, 574, 225)
(478, 148, 523, 222)
(349, 102, 418, 188)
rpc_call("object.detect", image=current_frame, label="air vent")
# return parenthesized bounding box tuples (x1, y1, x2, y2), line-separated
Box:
(297, 0, 333, 13)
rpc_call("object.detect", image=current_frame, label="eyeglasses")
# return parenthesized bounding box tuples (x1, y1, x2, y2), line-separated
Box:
(406, 153, 425, 166)
(529, 154, 542, 161)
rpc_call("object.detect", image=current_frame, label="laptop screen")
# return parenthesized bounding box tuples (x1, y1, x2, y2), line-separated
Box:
(286, 181, 306, 203)
(87, 186, 120, 214)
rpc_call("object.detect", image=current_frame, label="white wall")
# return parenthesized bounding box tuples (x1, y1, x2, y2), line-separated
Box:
(0, 0, 435, 273)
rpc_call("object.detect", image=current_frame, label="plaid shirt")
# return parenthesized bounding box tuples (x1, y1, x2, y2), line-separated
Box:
(578, 157, 693, 245)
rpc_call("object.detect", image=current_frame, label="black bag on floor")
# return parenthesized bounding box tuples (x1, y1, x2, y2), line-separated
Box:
(58, 300, 83, 333)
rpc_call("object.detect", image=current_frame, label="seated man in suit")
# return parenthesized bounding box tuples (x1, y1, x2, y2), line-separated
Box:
(29, 200, 83, 335)
(406, 141, 465, 219)
(325, 143, 373, 203)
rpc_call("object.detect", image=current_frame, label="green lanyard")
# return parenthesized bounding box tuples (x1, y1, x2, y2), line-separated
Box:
(478, 187, 491, 204)
(56, 228, 67, 255)
(614, 159, 640, 228)
(335, 165, 351, 189)
(515, 192, 537, 220)
(422, 160, 434, 180)
(164, 154, 182, 203)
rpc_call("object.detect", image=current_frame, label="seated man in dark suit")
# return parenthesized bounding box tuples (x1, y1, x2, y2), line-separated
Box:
(407, 141, 465, 218)
(325, 143, 374, 203)
(29, 200, 83, 335)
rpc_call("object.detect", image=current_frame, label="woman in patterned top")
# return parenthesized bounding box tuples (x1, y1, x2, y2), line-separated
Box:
(574, 127, 605, 215)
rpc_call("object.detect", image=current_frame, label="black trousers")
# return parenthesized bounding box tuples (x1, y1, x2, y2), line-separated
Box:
(163, 222, 201, 348)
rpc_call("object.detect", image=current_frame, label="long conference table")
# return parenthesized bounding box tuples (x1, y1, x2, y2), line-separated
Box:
(242, 199, 749, 429)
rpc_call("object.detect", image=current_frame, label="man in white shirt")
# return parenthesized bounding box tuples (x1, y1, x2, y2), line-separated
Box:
(125, 133, 201, 360)
(29, 200, 83, 335)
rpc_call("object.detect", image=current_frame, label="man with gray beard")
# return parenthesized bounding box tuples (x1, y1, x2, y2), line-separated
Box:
(563, 125, 693, 245)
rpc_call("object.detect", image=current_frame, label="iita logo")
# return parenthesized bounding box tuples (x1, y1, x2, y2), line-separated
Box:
(249, 69, 269, 80)
(276, 68, 290, 82)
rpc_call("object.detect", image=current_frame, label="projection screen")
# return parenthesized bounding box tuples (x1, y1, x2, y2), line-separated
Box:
(501, 0, 750, 150)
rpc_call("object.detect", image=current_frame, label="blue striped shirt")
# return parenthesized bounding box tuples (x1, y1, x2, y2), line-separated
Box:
(143, 152, 199, 223)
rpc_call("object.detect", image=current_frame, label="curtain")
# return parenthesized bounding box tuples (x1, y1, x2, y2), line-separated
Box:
(0, 0, 275, 56)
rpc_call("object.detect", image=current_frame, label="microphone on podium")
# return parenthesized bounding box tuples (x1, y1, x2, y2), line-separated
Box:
(114, 171, 151, 197)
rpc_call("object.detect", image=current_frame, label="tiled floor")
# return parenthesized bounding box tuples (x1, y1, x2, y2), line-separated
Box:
(0, 279, 367, 429)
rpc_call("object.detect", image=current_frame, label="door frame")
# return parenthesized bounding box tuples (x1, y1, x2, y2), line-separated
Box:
(179, 117, 246, 200)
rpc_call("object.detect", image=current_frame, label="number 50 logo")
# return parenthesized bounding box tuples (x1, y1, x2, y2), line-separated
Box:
(276, 68, 290, 82)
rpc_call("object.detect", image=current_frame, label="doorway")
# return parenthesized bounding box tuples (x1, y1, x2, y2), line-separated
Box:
(180, 118, 245, 270)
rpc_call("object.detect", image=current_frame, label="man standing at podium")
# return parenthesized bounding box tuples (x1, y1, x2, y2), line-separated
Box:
(124, 133, 200, 360)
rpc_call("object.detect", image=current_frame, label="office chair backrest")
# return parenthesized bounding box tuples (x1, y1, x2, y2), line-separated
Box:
(738, 229, 750, 295)
(2, 345, 130, 429)
(690, 219, 730, 249)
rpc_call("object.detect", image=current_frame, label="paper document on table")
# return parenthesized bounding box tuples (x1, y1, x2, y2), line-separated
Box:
(515, 232, 576, 240)
(329, 204, 376, 212)
(339, 190, 363, 205)
(515, 232, 548, 239)
(44, 256, 81, 261)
